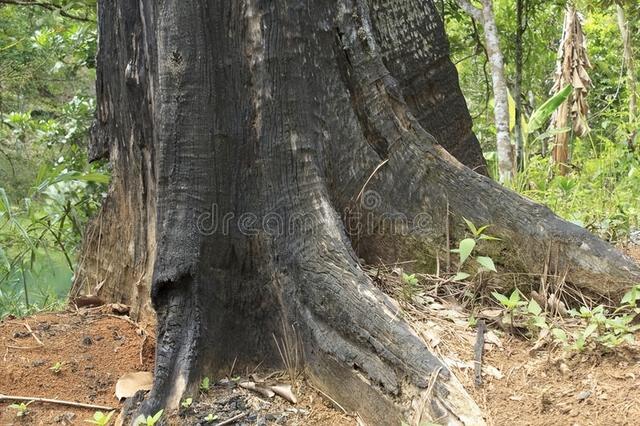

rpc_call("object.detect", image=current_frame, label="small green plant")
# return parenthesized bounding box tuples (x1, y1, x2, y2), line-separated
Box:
(401, 273, 419, 300)
(492, 288, 524, 313)
(467, 314, 478, 328)
(492, 289, 550, 335)
(9, 401, 32, 417)
(134, 410, 164, 426)
(492, 289, 526, 329)
(618, 284, 640, 312)
(181, 397, 193, 408)
(451, 218, 499, 281)
(200, 376, 210, 393)
(50, 361, 64, 373)
(525, 299, 548, 331)
(549, 286, 640, 351)
(204, 413, 219, 423)
(85, 411, 115, 425)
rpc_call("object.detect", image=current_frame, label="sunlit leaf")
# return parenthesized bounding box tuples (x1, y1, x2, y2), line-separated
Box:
(476, 256, 497, 272)
(528, 84, 572, 135)
(457, 238, 476, 265)
(453, 272, 471, 281)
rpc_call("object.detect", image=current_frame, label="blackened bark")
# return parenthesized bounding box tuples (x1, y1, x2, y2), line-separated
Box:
(368, 0, 487, 174)
(73, 0, 640, 424)
(71, 0, 157, 322)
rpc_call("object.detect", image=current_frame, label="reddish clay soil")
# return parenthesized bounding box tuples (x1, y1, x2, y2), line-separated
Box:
(0, 308, 353, 425)
(0, 308, 154, 425)
(1, 242, 639, 426)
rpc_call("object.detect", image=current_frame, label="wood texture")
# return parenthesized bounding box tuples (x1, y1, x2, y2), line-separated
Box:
(72, 0, 640, 424)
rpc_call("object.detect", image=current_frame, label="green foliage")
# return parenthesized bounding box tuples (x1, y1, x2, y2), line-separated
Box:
(446, 1, 640, 243)
(50, 361, 63, 373)
(200, 376, 210, 393)
(526, 84, 573, 135)
(204, 413, 218, 423)
(181, 397, 193, 408)
(0, 2, 105, 319)
(85, 411, 115, 426)
(492, 284, 640, 350)
(401, 273, 420, 301)
(134, 410, 164, 426)
(451, 219, 499, 281)
(493, 288, 524, 311)
(9, 401, 32, 417)
(510, 139, 639, 241)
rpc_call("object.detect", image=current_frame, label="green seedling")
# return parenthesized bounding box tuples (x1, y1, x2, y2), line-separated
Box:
(50, 361, 63, 373)
(9, 401, 32, 417)
(181, 397, 193, 408)
(401, 273, 420, 300)
(85, 411, 115, 425)
(200, 376, 210, 393)
(451, 219, 499, 281)
(134, 410, 163, 426)
(525, 299, 548, 331)
(492, 289, 526, 329)
(204, 413, 219, 423)
(467, 314, 478, 328)
(492, 289, 524, 312)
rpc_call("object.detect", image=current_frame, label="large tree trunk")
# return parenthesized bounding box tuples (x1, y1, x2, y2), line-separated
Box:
(71, 0, 640, 424)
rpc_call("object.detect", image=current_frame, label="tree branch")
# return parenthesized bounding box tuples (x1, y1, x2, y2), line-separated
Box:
(455, 0, 482, 22)
(0, 0, 95, 23)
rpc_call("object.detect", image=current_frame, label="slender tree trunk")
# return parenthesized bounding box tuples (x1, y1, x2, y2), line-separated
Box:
(514, 0, 525, 170)
(72, 0, 640, 424)
(456, 0, 514, 182)
(616, 3, 637, 151)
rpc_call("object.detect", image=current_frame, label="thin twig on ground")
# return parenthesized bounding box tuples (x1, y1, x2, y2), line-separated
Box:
(23, 322, 43, 346)
(307, 383, 348, 415)
(0, 393, 115, 411)
(216, 412, 246, 426)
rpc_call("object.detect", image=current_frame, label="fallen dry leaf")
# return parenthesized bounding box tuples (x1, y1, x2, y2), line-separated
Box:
(109, 303, 130, 315)
(479, 308, 503, 319)
(115, 371, 153, 400)
(269, 384, 298, 404)
(484, 330, 502, 348)
(240, 381, 275, 398)
(483, 365, 504, 379)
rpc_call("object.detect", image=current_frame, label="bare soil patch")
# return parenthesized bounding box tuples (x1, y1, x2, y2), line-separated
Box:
(0, 308, 352, 425)
(2, 244, 640, 425)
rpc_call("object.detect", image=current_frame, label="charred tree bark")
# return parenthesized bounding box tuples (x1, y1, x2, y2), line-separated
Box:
(72, 0, 640, 424)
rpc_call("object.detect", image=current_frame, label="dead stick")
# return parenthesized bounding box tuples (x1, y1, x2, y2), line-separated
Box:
(307, 383, 348, 415)
(0, 393, 115, 411)
(474, 319, 486, 386)
(23, 322, 43, 346)
(5, 343, 42, 350)
(139, 333, 147, 367)
(216, 412, 246, 425)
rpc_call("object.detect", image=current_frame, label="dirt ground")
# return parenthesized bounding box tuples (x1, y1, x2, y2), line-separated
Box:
(0, 307, 352, 426)
(1, 245, 639, 425)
